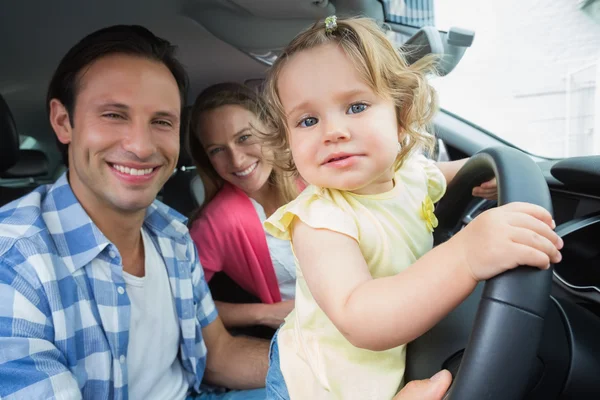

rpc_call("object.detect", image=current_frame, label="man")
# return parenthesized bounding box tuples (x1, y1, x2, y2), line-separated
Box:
(0, 24, 451, 400)
(0, 25, 267, 400)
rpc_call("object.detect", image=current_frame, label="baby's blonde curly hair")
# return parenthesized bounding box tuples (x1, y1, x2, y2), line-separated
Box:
(260, 16, 439, 174)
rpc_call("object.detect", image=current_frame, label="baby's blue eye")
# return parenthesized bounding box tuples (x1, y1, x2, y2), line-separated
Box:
(299, 117, 318, 128)
(348, 103, 368, 114)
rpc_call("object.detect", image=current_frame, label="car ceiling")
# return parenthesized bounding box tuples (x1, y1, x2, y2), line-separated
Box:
(0, 0, 384, 153)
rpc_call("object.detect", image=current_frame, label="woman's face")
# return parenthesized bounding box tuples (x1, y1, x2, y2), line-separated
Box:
(199, 104, 273, 196)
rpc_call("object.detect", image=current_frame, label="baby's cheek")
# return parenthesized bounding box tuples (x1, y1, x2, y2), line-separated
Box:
(291, 142, 313, 164)
(294, 158, 313, 180)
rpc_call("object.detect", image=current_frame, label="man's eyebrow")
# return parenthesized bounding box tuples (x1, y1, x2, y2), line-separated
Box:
(98, 102, 130, 110)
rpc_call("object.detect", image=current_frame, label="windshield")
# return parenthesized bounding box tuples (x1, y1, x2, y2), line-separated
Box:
(384, 0, 600, 158)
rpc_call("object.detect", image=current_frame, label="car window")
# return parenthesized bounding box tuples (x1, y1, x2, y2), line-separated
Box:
(381, 0, 434, 28)
(383, 0, 600, 159)
(19, 135, 39, 150)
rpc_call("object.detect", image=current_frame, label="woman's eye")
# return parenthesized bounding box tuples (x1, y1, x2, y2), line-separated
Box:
(298, 117, 318, 128)
(347, 103, 368, 114)
(208, 147, 223, 156)
(239, 134, 251, 142)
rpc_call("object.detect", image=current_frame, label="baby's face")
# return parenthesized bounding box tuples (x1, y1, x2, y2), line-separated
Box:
(278, 43, 400, 195)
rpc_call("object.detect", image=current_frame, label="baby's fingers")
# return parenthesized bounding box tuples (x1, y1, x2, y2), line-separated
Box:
(511, 244, 554, 270)
(501, 202, 554, 228)
(507, 213, 564, 249)
(480, 178, 497, 188)
(472, 188, 497, 200)
(511, 227, 562, 267)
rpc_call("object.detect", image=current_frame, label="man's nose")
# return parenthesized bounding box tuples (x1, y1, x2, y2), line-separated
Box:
(122, 120, 156, 160)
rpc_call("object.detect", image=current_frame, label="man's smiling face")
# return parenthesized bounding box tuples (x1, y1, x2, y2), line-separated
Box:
(54, 53, 181, 215)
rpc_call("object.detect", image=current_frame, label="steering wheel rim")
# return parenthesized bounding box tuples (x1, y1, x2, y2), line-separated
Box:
(405, 146, 554, 400)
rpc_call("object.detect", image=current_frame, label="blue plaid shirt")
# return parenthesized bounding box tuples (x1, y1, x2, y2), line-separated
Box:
(0, 173, 218, 400)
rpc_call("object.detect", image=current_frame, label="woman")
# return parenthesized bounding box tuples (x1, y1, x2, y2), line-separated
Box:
(187, 82, 299, 330)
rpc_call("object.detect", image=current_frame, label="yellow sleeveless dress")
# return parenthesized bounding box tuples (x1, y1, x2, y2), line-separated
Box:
(264, 154, 447, 400)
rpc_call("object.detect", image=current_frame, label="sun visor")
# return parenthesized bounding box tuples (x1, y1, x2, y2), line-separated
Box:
(186, 2, 332, 54)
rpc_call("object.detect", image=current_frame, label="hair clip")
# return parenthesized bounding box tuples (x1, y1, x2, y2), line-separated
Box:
(324, 15, 338, 33)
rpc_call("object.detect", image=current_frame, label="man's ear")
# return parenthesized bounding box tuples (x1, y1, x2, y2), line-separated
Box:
(49, 99, 73, 145)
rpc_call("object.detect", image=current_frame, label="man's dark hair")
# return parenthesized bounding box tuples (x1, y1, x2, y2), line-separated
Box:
(46, 25, 189, 165)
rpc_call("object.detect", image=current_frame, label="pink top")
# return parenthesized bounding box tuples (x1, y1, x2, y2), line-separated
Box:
(189, 183, 282, 304)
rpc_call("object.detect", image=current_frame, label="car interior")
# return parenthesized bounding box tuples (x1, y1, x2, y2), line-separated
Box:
(1, 0, 600, 399)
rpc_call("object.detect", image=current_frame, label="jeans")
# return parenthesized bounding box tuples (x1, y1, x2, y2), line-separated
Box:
(265, 330, 290, 400)
(190, 388, 266, 400)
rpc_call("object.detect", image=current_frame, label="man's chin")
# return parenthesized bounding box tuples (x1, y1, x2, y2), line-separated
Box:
(117, 198, 156, 214)
(110, 192, 158, 215)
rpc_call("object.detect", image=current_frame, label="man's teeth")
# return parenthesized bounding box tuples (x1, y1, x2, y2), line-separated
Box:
(113, 164, 154, 176)
(234, 162, 257, 177)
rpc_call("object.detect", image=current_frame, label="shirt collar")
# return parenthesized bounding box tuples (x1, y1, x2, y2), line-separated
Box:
(43, 172, 189, 273)
(143, 200, 189, 242)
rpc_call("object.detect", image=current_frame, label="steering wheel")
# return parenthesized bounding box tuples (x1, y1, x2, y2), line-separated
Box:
(405, 146, 554, 400)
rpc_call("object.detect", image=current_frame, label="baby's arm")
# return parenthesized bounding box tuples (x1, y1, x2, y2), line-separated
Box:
(436, 158, 497, 200)
(435, 158, 467, 184)
(292, 218, 477, 352)
(292, 201, 562, 352)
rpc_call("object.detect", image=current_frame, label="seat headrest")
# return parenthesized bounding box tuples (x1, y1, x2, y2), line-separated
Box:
(1, 149, 49, 179)
(0, 94, 20, 173)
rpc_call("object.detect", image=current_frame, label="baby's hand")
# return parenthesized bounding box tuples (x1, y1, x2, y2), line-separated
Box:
(453, 202, 563, 281)
(472, 178, 497, 200)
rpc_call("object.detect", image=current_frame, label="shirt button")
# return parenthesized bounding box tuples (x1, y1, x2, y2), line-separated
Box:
(117, 286, 125, 295)
(109, 250, 117, 258)
(119, 355, 126, 364)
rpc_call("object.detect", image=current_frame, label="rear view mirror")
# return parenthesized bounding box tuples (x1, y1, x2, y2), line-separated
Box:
(401, 26, 475, 76)
(580, 0, 600, 24)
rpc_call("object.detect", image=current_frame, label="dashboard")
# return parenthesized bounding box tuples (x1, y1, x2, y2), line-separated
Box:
(554, 211, 600, 294)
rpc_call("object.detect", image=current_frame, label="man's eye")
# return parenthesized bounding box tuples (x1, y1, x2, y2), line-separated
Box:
(347, 103, 368, 114)
(104, 113, 124, 120)
(298, 117, 318, 128)
(153, 120, 173, 127)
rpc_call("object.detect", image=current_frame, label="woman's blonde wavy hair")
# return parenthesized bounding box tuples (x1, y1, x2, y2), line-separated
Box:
(260, 16, 439, 174)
